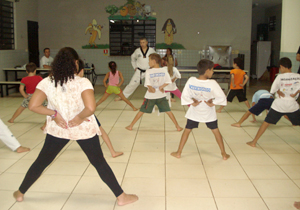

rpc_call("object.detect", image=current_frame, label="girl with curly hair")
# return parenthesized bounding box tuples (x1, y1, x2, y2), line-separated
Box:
(13, 47, 138, 206)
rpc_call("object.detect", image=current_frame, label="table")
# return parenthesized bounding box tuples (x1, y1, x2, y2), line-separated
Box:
(3, 68, 94, 81)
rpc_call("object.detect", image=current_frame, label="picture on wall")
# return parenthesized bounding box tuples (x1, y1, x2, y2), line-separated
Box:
(82, 19, 109, 49)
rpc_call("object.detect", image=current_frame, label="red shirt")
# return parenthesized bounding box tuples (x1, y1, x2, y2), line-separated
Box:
(21, 75, 43, 94)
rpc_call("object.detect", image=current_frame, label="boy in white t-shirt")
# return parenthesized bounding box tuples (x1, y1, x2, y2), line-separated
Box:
(171, 59, 230, 160)
(247, 57, 300, 147)
(126, 53, 183, 131)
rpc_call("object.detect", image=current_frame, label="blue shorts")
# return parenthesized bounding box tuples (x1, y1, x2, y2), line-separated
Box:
(249, 98, 274, 116)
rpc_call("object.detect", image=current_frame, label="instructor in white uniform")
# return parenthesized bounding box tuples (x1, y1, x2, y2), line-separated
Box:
(115, 37, 156, 100)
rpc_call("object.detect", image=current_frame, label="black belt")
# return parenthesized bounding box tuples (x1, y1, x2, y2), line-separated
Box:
(137, 68, 146, 84)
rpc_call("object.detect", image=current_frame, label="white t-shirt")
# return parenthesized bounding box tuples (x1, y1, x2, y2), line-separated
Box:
(40, 56, 54, 68)
(131, 47, 156, 70)
(36, 76, 100, 140)
(270, 72, 300, 113)
(144, 67, 172, 99)
(164, 66, 181, 91)
(182, 77, 227, 123)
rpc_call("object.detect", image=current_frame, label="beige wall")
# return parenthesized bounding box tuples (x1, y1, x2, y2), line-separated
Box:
(38, 0, 252, 52)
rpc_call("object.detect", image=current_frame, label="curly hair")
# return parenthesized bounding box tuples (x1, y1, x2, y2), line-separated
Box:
(50, 47, 79, 87)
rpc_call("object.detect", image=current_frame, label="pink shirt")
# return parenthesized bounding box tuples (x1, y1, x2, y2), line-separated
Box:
(108, 71, 119, 86)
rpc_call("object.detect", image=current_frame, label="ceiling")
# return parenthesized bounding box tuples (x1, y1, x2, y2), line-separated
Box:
(252, 0, 282, 8)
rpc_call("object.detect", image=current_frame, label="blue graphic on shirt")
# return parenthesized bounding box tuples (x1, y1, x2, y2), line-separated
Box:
(150, 73, 165, 78)
(189, 85, 211, 92)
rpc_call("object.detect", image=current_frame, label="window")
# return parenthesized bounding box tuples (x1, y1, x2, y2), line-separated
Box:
(109, 18, 156, 56)
(0, 0, 14, 50)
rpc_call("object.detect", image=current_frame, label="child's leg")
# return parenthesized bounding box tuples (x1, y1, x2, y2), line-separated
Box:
(247, 121, 270, 147)
(99, 126, 123, 158)
(117, 92, 138, 111)
(216, 105, 225, 113)
(211, 128, 230, 160)
(172, 89, 182, 99)
(171, 128, 192, 158)
(231, 111, 252, 127)
(166, 111, 183, 131)
(8, 106, 26, 123)
(96, 93, 110, 106)
(126, 111, 144, 130)
(171, 93, 176, 102)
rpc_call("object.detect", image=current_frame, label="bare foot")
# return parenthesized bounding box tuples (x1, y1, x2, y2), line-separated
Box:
(231, 123, 241, 127)
(112, 151, 124, 158)
(13, 190, 24, 202)
(216, 109, 222, 113)
(176, 126, 183, 131)
(246, 141, 256, 147)
(222, 153, 230, 160)
(294, 202, 300, 209)
(16, 146, 30, 153)
(171, 98, 176, 102)
(171, 152, 181, 158)
(125, 126, 133, 131)
(133, 107, 138, 111)
(115, 97, 122, 101)
(117, 192, 138, 206)
(8, 119, 14, 123)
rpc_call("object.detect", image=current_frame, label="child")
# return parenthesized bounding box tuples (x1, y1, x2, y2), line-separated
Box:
(231, 90, 274, 127)
(96, 61, 137, 111)
(8, 63, 47, 123)
(78, 60, 123, 158)
(0, 118, 30, 153)
(171, 59, 230, 160)
(126, 53, 182, 131)
(247, 57, 300, 147)
(216, 57, 250, 113)
(163, 56, 182, 104)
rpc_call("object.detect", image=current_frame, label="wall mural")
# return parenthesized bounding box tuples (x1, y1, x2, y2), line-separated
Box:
(82, 19, 108, 49)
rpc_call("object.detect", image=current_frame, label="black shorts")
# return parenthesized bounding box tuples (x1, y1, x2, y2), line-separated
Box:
(249, 98, 274, 116)
(264, 108, 300, 125)
(185, 119, 218, 130)
(227, 89, 247, 102)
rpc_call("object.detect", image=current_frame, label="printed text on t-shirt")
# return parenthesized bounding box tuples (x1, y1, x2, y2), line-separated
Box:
(189, 85, 211, 92)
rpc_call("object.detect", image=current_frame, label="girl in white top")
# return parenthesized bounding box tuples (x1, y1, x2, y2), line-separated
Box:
(163, 56, 182, 105)
(13, 47, 138, 206)
(96, 61, 137, 111)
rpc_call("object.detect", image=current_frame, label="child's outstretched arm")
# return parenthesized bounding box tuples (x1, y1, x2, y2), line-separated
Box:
(240, 74, 249, 87)
(118, 71, 124, 87)
(103, 73, 109, 88)
(19, 85, 28, 98)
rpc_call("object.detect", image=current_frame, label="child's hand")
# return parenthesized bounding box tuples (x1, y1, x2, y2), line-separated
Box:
(24, 94, 29, 98)
(239, 84, 244, 87)
(68, 116, 89, 128)
(277, 90, 285, 98)
(232, 84, 236, 88)
(191, 98, 201, 106)
(204, 99, 215, 107)
(53, 112, 68, 129)
(159, 86, 165, 93)
(148, 86, 155, 93)
(117, 83, 121, 87)
(290, 90, 300, 98)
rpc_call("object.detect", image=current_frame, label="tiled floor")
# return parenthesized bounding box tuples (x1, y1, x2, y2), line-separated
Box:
(0, 81, 300, 210)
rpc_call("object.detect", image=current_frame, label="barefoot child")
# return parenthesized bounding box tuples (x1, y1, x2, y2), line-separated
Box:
(8, 63, 47, 123)
(247, 57, 300, 147)
(0, 118, 30, 153)
(96, 61, 137, 111)
(163, 56, 182, 104)
(171, 59, 230, 160)
(216, 57, 251, 113)
(126, 53, 182, 131)
(231, 90, 274, 127)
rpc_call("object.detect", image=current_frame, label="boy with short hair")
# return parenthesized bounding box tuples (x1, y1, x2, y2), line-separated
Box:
(216, 57, 251, 113)
(126, 53, 182, 131)
(247, 57, 300, 147)
(8, 63, 47, 123)
(171, 59, 230, 160)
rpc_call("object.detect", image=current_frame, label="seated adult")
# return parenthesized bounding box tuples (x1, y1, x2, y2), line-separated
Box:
(39, 48, 53, 77)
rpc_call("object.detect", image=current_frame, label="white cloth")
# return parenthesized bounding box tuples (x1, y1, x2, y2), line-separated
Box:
(0, 119, 21, 151)
(122, 47, 156, 98)
(270, 72, 300, 113)
(182, 77, 227, 122)
(144, 67, 172, 99)
(164, 66, 181, 91)
(40, 56, 53, 68)
(36, 76, 100, 140)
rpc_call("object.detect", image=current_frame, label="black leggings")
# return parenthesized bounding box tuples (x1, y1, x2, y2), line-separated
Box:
(19, 134, 123, 197)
